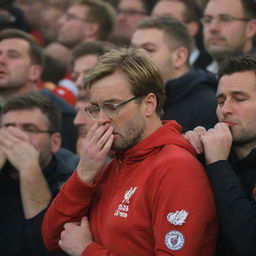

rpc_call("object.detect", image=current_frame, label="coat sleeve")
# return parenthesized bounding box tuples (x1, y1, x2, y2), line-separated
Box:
(42, 171, 96, 251)
(206, 160, 256, 256)
(148, 155, 217, 256)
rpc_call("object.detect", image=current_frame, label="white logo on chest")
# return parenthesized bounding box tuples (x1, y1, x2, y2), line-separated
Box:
(114, 186, 138, 218)
(122, 187, 138, 203)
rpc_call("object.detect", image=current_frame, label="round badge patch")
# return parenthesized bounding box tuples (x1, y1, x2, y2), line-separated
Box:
(164, 230, 185, 251)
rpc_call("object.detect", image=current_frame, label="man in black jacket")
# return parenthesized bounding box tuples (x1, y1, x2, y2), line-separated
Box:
(185, 53, 256, 256)
(0, 92, 78, 255)
(132, 15, 218, 132)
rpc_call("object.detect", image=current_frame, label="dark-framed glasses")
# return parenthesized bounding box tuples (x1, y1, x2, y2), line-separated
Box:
(200, 14, 251, 25)
(85, 96, 141, 120)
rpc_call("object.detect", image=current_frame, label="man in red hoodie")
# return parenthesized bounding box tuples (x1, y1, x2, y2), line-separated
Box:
(42, 47, 217, 256)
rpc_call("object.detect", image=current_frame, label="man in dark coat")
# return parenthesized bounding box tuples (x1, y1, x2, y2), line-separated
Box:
(0, 92, 78, 255)
(185, 54, 256, 256)
(132, 15, 218, 132)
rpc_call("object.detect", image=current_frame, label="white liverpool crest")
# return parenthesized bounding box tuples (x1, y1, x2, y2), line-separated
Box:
(122, 186, 138, 203)
(167, 210, 188, 226)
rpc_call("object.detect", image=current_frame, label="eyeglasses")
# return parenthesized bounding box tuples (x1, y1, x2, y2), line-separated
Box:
(117, 8, 147, 16)
(62, 12, 88, 22)
(85, 96, 141, 120)
(200, 14, 251, 26)
(1, 123, 55, 134)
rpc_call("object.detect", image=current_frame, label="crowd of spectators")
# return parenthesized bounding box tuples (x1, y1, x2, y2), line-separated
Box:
(0, 0, 256, 255)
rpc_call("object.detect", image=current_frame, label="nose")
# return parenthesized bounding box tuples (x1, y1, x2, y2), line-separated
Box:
(97, 108, 111, 126)
(73, 110, 84, 126)
(0, 53, 7, 64)
(207, 18, 221, 32)
(75, 73, 83, 91)
(218, 98, 234, 117)
(117, 12, 126, 23)
(58, 15, 65, 27)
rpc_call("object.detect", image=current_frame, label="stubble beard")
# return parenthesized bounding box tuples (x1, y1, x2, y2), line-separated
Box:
(111, 113, 146, 152)
(0, 76, 25, 92)
(232, 127, 256, 147)
(208, 45, 244, 64)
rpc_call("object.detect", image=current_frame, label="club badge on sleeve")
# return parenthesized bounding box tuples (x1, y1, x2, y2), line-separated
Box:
(167, 210, 188, 226)
(165, 230, 185, 251)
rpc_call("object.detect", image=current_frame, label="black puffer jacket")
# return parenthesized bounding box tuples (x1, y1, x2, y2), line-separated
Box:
(162, 68, 218, 132)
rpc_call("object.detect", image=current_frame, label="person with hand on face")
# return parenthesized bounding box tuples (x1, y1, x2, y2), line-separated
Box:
(185, 54, 256, 256)
(0, 92, 78, 256)
(42, 47, 217, 256)
(71, 41, 115, 154)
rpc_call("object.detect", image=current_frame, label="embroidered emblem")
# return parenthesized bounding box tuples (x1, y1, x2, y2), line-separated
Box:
(165, 230, 185, 251)
(122, 186, 138, 203)
(114, 186, 138, 218)
(167, 210, 188, 226)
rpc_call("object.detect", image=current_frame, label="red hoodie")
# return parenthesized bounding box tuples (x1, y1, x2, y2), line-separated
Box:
(42, 121, 217, 256)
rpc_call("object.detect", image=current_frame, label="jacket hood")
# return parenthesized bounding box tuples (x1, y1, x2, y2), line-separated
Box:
(115, 121, 196, 164)
(165, 68, 217, 105)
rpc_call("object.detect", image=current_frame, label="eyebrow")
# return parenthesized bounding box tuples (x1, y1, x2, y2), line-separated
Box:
(4, 120, 43, 127)
(90, 98, 123, 105)
(216, 90, 249, 99)
(0, 49, 22, 55)
(134, 42, 156, 48)
(2, 122, 38, 127)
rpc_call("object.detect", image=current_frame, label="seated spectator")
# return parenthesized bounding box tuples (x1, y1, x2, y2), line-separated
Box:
(132, 15, 218, 132)
(40, 3, 70, 45)
(0, 28, 78, 152)
(71, 41, 115, 154)
(152, 0, 212, 69)
(57, 0, 115, 50)
(14, 0, 46, 46)
(71, 40, 115, 96)
(202, 0, 256, 74)
(111, 0, 157, 45)
(0, 92, 78, 255)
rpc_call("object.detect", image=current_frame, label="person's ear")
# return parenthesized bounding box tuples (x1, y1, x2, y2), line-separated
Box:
(172, 47, 189, 69)
(50, 132, 62, 153)
(84, 22, 99, 38)
(246, 19, 256, 39)
(186, 21, 199, 37)
(141, 93, 158, 118)
(28, 64, 42, 83)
